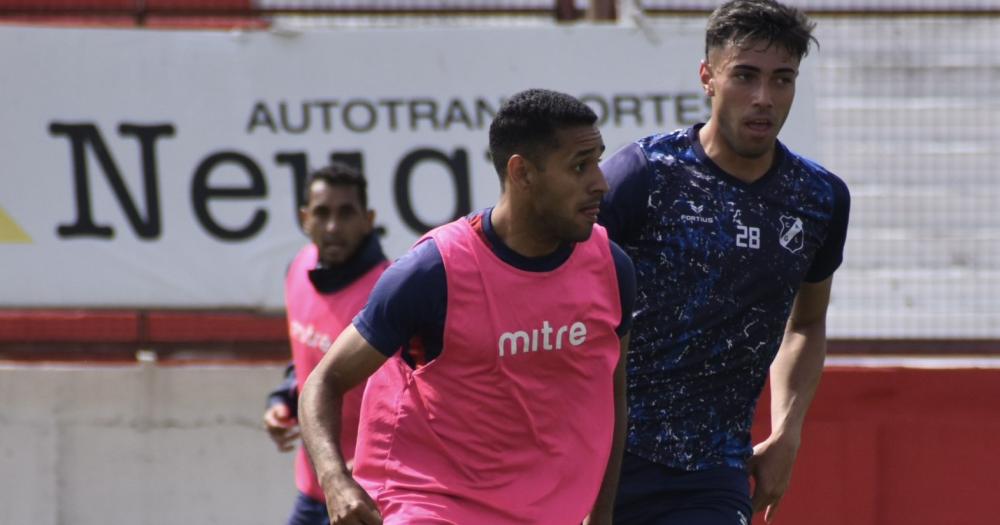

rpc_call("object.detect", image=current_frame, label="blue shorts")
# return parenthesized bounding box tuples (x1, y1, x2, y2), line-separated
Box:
(286, 491, 327, 525)
(614, 452, 752, 525)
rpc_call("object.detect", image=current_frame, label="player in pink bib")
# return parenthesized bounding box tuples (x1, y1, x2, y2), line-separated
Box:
(263, 163, 390, 525)
(299, 89, 636, 525)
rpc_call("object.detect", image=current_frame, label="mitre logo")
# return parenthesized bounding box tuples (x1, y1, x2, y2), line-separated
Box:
(290, 320, 334, 352)
(497, 320, 588, 357)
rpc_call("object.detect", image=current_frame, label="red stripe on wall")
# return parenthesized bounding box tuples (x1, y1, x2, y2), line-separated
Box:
(0, 310, 285, 343)
(0, 310, 140, 342)
(145, 311, 286, 343)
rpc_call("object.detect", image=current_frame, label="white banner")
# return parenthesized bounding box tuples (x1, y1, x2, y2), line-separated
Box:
(0, 23, 817, 309)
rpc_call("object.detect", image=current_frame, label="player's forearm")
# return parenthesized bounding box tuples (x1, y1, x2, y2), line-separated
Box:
(768, 319, 826, 443)
(298, 362, 350, 486)
(590, 338, 629, 521)
(591, 389, 625, 518)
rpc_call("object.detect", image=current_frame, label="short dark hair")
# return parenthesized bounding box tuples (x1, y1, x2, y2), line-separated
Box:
(488, 88, 598, 184)
(304, 161, 368, 209)
(706, 0, 818, 61)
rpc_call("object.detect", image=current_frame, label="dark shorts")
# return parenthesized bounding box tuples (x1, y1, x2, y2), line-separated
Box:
(614, 452, 752, 525)
(286, 491, 327, 525)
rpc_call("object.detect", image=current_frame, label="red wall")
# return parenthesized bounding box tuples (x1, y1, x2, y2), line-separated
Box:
(752, 367, 1000, 525)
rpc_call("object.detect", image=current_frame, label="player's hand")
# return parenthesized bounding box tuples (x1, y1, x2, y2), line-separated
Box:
(263, 403, 300, 452)
(323, 474, 383, 525)
(748, 434, 800, 523)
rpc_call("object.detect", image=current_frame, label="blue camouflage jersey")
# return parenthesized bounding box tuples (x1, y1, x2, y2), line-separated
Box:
(599, 124, 850, 471)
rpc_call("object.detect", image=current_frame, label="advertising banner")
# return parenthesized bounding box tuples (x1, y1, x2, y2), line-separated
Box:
(0, 23, 817, 308)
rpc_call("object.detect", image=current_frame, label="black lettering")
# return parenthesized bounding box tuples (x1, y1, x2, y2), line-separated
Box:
(475, 98, 499, 129)
(191, 152, 268, 240)
(343, 99, 377, 132)
(279, 101, 309, 134)
(613, 95, 643, 126)
(676, 93, 706, 126)
(276, 152, 309, 214)
(409, 99, 439, 131)
(50, 122, 174, 240)
(645, 94, 671, 126)
(379, 99, 404, 130)
(246, 102, 277, 134)
(311, 100, 339, 132)
(394, 148, 471, 234)
(330, 152, 364, 174)
(579, 94, 609, 127)
(277, 151, 366, 217)
(442, 98, 473, 130)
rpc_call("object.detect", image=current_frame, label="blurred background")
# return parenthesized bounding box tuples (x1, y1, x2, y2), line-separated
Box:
(0, 1, 997, 524)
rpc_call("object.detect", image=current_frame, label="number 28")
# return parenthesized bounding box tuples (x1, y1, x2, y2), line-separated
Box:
(736, 225, 760, 249)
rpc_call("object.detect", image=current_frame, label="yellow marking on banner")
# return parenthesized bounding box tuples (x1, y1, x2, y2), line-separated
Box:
(0, 207, 31, 243)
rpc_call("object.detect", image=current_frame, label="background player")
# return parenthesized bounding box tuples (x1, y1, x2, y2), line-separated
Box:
(263, 163, 389, 525)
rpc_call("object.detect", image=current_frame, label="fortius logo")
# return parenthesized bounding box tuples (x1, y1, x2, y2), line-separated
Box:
(497, 321, 587, 357)
(680, 200, 714, 224)
(680, 214, 714, 224)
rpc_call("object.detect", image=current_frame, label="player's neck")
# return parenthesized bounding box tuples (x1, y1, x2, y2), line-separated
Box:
(699, 123, 774, 184)
(491, 200, 561, 258)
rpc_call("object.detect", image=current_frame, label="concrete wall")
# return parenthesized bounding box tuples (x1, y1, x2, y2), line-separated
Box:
(0, 362, 296, 525)
(5, 360, 1000, 525)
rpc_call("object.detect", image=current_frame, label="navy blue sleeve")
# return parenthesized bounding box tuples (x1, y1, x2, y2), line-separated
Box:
(599, 142, 651, 245)
(805, 174, 851, 282)
(353, 239, 447, 357)
(266, 363, 298, 417)
(610, 240, 637, 337)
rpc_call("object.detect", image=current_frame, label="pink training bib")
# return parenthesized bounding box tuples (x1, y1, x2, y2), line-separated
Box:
(354, 218, 622, 524)
(286, 243, 388, 502)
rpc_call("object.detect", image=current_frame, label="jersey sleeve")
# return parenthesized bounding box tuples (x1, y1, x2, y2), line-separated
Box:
(266, 363, 298, 416)
(805, 174, 851, 282)
(610, 240, 637, 337)
(352, 239, 448, 357)
(599, 142, 652, 245)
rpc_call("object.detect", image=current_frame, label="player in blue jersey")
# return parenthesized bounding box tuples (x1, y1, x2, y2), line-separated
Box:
(599, 1, 850, 524)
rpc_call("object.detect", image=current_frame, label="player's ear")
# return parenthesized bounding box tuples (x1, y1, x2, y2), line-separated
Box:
(365, 209, 375, 231)
(506, 154, 533, 190)
(297, 207, 308, 230)
(700, 59, 715, 96)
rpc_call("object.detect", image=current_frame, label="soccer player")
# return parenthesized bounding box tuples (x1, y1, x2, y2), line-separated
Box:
(599, 1, 850, 524)
(298, 88, 636, 525)
(263, 163, 389, 525)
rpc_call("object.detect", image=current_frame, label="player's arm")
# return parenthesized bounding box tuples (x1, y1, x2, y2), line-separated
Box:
(263, 363, 299, 452)
(585, 241, 635, 524)
(585, 333, 629, 525)
(750, 276, 832, 523)
(299, 326, 386, 525)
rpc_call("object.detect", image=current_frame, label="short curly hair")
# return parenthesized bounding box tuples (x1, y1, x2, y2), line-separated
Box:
(304, 161, 368, 209)
(488, 88, 597, 185)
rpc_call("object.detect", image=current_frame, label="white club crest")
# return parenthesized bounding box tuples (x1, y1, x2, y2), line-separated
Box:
(779, 215, 805, 253)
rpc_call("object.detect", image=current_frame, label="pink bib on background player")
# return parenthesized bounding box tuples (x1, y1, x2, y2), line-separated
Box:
(354, 218, 622, 525)
(285, 243, 388, 502)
